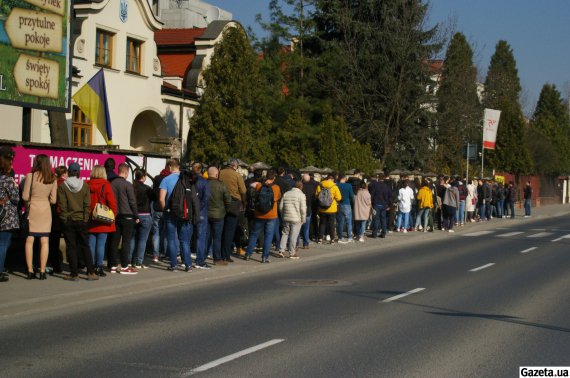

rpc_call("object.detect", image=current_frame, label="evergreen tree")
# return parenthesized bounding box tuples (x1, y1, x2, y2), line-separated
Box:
(528, 84, 570, 174)
(482, 40, 532, 175)
(188, 27, 272, 164)
(314, 0, 441, 170)
(436, 32, 481, 173)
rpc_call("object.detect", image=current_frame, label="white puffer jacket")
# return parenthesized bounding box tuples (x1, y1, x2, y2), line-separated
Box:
(278, 187, 307, 224)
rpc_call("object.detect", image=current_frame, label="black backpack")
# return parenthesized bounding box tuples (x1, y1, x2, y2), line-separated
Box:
(255, 183, 275, 214)
(167, 172, 197, 221)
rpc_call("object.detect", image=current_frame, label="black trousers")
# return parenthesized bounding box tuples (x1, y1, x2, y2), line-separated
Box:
(110, 217, 135, 268)
(63, 220, 94, 276)
(319, 212, 336, 241)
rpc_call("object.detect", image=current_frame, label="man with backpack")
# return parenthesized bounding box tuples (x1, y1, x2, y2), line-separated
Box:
(243, 169, 282, 263)
(151, 160, 173, 262)
(191, 162, 211, 270)
(159, 160, 200, 272)
(315, 173, 342, 244)
(219, 159, 247, 261)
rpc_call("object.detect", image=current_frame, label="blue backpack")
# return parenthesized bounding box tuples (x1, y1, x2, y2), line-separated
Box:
(255, 183, 274, 214)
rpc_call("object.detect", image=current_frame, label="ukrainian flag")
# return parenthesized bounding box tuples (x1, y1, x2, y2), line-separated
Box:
(72, 69, 113, 145)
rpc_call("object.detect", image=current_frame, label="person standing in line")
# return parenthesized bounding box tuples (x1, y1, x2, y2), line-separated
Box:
(206, 167, 231, 265)
(395, 180, 414, 233)
(415, 180, 433, 232)
(466, 179, 477, 222)
(299, 173, 317, 249)
(315, 173, 342, 244)
(22, 154, 57, 280)
(505, 181, 516, 219)
(109, 163, 139, 274)
(58, 163, 98, 281)
(131, 169, 155, 269)
(219, 159, 247, 262)
(87, 165, 117, 277)
(368, 173, 391, 239)
(524, 181, 532, 217)
(151, 160, 173, 262)
(278, 180, 306, 259)
(191, 162, 212, 270)
(104, 158, 119, 182)
(353, 181, 371, 242)
(159, 162, 199, 272)
(48, 165, 67, 275)
(456, 179, 467, 226)
(336, 174, 355, 243)
(0, 146, 19, 282)
(442, 181, 460, 232)
(244, 170, 281, 263)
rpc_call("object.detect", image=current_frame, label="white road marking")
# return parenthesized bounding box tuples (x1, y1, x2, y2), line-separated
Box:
(531, 228, 546, 231)
(527, 232, 553, 238)
(469, 263, 495, 272)
(521, 247, 537, 254)
(381, 288, 426, 303)
(184, 339, 285, 376)
(497, 231, 523, 237)
(551, 234, 570, 242)
(463, 231, 495, 237)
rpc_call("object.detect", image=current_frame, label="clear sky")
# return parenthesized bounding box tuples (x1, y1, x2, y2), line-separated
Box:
(212, 0, 570, 116)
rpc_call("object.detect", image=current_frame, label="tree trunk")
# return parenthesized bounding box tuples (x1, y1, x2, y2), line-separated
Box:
(48, 111, 70, 145)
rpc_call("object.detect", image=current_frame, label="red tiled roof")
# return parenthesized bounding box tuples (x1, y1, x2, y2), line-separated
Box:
(158, 53, 196, 77)
(426, 59, 443, 74)
(155, 28, 207, 46)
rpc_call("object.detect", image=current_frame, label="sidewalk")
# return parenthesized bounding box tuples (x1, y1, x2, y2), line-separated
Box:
(1, 203, 569, 318)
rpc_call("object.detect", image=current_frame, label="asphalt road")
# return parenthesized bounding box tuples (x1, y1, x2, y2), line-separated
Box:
(1, 209, 569, 377)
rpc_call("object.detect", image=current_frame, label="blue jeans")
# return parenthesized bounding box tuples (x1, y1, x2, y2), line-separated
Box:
(88, 232, 108, 269)
(130, 214, 152, 265)
(165, 213, 193, 269)
(195, 216, 208, 266)
(336, 203, 353, 239)
(416, 208, 430, 229)
(497, 200, 504, 218)
(0, 231, 13, 273)
(246, 218, 276, 260)
(151, 210, 166, 258)
(355, 220, 366, 238)
(298, 214, 311, 247)
(396, 211, 410, 230)
(479, 203, 487, 221)
(457, 200, 465, 224)
(371, 204, 387, 237)
(207, 218, 225, 261)
(524, 199, 531, 216)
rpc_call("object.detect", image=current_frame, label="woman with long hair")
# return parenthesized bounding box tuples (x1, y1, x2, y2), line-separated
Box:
(0, 146, 19, 282)
(22, 154, 57, 280)
(86, 165, 117, 276)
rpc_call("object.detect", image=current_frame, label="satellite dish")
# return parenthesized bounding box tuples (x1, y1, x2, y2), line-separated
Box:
(206, 6, 220, 22)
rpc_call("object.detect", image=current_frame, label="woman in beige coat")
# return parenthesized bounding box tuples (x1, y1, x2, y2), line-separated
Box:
(22, 154, 57, 280)
(354, 182, 372, 242)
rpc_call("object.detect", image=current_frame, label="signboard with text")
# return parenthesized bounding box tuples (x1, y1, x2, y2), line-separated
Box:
(0, 0, 71, 111)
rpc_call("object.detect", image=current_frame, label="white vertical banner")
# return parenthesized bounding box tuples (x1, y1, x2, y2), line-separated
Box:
(483, 108, 501, 150)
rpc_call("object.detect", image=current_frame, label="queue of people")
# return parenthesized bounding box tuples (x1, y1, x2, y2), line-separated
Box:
(0, 145, 532, 283)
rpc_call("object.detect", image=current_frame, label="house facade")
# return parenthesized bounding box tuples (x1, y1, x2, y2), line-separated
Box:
(0, 0, 237, 158)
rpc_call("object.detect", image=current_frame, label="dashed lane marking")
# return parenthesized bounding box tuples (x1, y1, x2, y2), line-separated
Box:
(521, 247, 537, 254)
(183, 339, 285, 376)
(551, 234, 570, 242)
(469, 263, 495, 272)
(527, 232, 553, 238)
(463, 231, 495, 237)
(381, 288, 426, 303)
(497, 231, 524, 237)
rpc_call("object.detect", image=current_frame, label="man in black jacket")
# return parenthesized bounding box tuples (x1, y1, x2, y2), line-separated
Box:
(109, 163, 139, 274)
(368, 173, 391, 238)
(300, 173, 318, 248)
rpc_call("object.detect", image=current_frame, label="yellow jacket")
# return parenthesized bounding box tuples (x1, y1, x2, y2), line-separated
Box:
(417, 186, 433, 209)
(315, 179, 342, 214)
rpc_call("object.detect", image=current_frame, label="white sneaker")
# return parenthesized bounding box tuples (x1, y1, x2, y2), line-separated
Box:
(402, 229, 407, 233)
(448, 229, 455, 233)
(338, 239, 349, 244)
(358, 237, 365, 242)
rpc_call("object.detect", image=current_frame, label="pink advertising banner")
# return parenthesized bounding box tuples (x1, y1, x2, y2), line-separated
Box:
(12, 146, 126, 184)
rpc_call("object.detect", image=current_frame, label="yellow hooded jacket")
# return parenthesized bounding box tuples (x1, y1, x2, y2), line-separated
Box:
(417, 186, 434, 209)
(315, 179, 342, 214)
